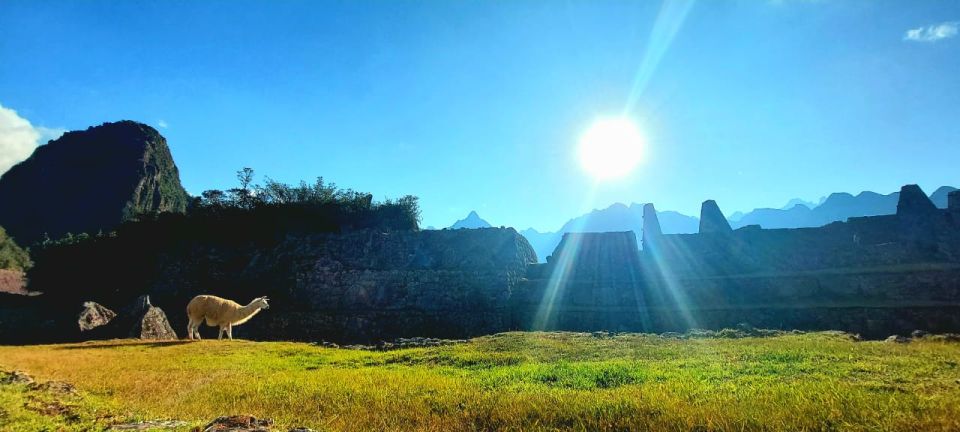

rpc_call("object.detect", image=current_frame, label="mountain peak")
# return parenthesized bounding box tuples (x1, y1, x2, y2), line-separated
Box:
(931, 186, 958, 208)
(449, 211, 492, 230)
(781, 198, 816, 210)
(0, 120, 189, 244)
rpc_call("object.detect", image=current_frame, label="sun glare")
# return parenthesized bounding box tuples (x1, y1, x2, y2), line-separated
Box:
(577, 117, 645, 181)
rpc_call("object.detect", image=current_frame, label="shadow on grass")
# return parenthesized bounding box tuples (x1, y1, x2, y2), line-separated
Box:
(56, 340, 195, 350)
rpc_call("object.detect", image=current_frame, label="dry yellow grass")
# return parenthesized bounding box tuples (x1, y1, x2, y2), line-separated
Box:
(2, 332, 960, 431)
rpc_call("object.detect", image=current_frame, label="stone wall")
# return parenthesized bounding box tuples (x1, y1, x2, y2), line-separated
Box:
(145, 228, 537, 342)
(515, 185, 960, 338)
(6, 184, 960, 344)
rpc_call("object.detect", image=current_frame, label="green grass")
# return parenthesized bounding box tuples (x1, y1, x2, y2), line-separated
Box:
(2, 332, 960, 431)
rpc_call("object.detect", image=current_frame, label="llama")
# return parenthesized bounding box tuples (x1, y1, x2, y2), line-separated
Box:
(185, 295, 270, 340)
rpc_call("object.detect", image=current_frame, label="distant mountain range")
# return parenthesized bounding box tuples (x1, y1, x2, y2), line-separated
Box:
(448, 185, 957, 262)
(730, 186, 956, 229)
(519, 204, 698, 262)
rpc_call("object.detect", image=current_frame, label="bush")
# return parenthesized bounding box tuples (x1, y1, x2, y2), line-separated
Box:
(0, 225, 31, 271)
(186, 169, 421, 235)
(26, 169, 421, 302)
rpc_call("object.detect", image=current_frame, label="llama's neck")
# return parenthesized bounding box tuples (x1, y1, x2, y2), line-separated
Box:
(232, 302, 263, 325)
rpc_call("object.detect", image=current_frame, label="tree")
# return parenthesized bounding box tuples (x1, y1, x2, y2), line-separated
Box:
(0, 225, 31, 271)
(201, 189, 226, 207)
(230, 167, 257, 209)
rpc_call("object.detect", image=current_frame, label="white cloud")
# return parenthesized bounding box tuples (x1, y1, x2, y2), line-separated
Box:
(158, 120, 168, 129)
(904, 21, 958, 42)
(36, 126, 66, 144)
(0, 104, 65, 176)
(0, 105, 38, 176)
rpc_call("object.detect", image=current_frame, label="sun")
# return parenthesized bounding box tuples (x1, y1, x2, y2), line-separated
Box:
(577, 117, 645, 181)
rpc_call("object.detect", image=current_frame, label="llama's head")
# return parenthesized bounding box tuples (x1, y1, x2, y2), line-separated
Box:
(254, 296, 270, 310)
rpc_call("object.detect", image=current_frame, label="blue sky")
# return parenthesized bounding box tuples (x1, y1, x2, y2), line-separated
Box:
(1, 0, 958, 231)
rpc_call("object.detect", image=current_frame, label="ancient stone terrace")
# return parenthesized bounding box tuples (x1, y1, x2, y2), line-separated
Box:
(4, 185, 958, 344)
(514, 185, 960, 338)
(646, 184, 960, 274)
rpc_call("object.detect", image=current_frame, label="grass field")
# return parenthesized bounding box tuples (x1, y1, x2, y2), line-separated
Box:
(2, 332, 960, 431)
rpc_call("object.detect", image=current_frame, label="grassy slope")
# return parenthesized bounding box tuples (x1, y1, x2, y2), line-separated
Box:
(1, 332, 960, 431)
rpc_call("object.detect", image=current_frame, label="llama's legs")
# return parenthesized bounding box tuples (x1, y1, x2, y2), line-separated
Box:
(186, 319, 195, 340)
(194, 323, 202, 340)
(227, 324, 233, 340)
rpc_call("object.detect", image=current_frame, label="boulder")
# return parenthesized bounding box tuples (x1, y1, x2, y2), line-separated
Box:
(928, 333, 960, 343)
(203, 415, 273, 432)
(0, 370, 34, 385)
(133, 306, 177, 340)
(0, 269, 26, 295)
(29, 380, 77, 395)
(108, 420, 189, 430)
(125, 296, 177, 340)
(87, 295, 177, 340)
(885, 334, 910, 344)
(78, 301, 116, 332)
(199, 416, 313, 432)
(910, 330, 929, 339)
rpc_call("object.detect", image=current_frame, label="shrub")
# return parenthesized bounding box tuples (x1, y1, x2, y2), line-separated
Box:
(0, 225, 31, 271)
(27, 169, 421, 303)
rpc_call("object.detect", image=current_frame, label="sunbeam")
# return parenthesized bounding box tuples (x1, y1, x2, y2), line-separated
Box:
(623, 0, 696, 113)
(641, 230, 701, 331)
(532, 184, 602, 330)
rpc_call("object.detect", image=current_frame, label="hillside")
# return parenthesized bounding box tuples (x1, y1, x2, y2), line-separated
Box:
(1, 332, 958, 431)
(0, 121, 189, 245)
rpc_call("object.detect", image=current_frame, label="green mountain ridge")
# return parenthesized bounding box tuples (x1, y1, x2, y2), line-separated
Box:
(0, 120, 189, 245)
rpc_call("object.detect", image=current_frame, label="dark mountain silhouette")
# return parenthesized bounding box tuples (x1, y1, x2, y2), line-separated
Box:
(520, 203, 698, 261)
(521, 186, 955, 261)
(449, 211, 493, 229)
(731, 186, 956, 229)
(931, 186, 958, 208)
(0, 121, 189, 245)
(781, 197, 819, 210)
(517, 228, 560, 262)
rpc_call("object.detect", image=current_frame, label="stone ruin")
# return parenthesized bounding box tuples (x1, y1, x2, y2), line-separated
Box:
(698, 199, 732, 234)
(121, 295, 178, 340)
(516, 184, 960, 338)
(77, 301, 116, 332)
(2, 184, 959, 343)
(212, 182, 957, 341)
(77, 295, 177, 340)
